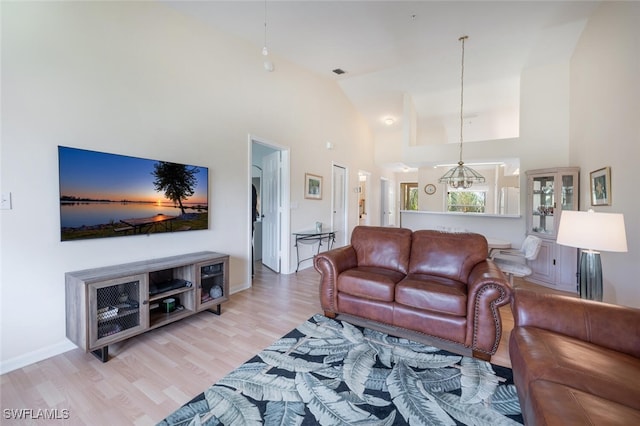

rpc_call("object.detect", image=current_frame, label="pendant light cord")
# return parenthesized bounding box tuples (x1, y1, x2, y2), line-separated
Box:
(459, 35, 467, 165)
(439, 35, 485, 188)
(263, 0, 268, 55)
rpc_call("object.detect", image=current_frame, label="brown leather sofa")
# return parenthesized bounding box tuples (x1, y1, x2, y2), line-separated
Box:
(314, 226, 512, 360)
(510, 288, 640, 425)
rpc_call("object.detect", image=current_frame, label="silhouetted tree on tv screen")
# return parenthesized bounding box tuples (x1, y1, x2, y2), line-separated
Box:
(152, 162, 199, 215)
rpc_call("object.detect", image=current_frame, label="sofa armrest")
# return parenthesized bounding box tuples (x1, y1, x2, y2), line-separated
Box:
(465, 259, 513, 354)
(467, 259, 513, 307)
(511, 288, 640, 358)
(314, 246, 358, 314)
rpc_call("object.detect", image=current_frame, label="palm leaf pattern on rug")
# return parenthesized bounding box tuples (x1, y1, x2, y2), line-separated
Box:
(158, 314, 522, 425)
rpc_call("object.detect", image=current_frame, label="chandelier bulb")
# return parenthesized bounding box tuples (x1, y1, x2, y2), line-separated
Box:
(262, 46, 269, 56)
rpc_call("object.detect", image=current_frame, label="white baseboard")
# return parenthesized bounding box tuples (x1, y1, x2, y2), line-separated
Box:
(231, 279, 251, 294)
(0, 340, 77, 375)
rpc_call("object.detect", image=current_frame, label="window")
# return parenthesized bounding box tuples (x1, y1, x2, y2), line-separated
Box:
(400, 183, 418, 210)
(446, 190, 486, 213)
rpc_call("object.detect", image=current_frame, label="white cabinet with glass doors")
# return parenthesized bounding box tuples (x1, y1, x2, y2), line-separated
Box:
(525, 167, 579, 292)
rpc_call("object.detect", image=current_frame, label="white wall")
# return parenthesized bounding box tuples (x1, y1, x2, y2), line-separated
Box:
(0, 2, 379, 372)
(400, 211, 525, 248)
(394, 59, 571, 213)
(398, 2, 640, 308)
(392, 59, 572, 247)
(569, 1, 640, 307)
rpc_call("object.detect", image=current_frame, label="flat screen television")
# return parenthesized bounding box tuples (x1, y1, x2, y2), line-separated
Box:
(58, 146, 209, 241)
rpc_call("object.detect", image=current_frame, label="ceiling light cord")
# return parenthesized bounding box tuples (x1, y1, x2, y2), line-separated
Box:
(438, 35, 485, 189)
(262, 0, 268, 56)
(458, 35, 467, 165)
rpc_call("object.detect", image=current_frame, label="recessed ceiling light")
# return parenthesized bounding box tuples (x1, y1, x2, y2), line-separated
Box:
(384, 117, 395, 126)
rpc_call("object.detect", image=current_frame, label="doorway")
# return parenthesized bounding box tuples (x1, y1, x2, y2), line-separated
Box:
(250, 137, 290, 281)
(380, 177, 396, 226)
(358, 171, 371, 226)
(332, 164, 348, 247)
(380, 178, 389, 226)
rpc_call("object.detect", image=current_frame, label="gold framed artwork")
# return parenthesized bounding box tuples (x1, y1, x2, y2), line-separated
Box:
(590, 166, 611, 206)
(304, 173, 322, 200)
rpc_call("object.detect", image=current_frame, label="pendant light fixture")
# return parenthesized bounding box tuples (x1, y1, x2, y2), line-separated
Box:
(262, 0, 269, 56)
(262, 0, 274, 72)
(438, 36, 485, 189)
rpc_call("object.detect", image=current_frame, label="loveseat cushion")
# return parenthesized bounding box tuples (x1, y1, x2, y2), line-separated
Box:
(525, 380, 640, 426)
(337, 266, 406, 302)
(351, 226, 412, 274)
(396, 274, 467, 316)
(337, 293, 394, 324)
(393, 304, 467, 343)
(408, 230, 487, 281)
(510, 326, 640, 411)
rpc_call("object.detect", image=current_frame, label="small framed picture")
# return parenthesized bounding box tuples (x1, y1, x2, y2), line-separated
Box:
(590, 167, 611, 206)
(304, 173, 322, 200)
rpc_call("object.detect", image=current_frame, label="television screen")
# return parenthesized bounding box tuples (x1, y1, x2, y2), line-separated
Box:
(58, 146, 209, 241)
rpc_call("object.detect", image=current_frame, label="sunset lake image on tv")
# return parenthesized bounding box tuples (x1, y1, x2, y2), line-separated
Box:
(58, 146, 209, 241)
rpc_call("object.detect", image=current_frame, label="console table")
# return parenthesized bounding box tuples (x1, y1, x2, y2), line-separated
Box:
(65, 252, 229, 362)
(293, 230, 336, 272)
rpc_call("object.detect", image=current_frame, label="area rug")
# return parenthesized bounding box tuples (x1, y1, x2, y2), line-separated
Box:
(158, 314, 523, 425)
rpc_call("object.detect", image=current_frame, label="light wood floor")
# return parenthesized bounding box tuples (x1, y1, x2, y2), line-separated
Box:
(0, 263, 571, 425)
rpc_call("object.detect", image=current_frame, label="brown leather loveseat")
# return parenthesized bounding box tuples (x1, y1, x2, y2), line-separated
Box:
(509, 288, 640, 425)
(314, 226, 512, 360)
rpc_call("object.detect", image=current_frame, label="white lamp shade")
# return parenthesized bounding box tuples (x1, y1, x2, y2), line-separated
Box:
(557, 210, 628, 252)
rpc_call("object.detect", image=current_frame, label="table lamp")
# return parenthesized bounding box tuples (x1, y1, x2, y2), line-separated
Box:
(556, 209, 627, 301)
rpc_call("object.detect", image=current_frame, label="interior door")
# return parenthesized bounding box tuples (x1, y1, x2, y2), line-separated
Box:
(332, 164, 347, 247)
(380, 178, 389, 226)
(262, 150, 280, 272)
(358, 171, 370, 225)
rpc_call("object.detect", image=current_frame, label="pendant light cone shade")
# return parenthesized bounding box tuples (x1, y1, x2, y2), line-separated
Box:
(439, 36, 485, 189)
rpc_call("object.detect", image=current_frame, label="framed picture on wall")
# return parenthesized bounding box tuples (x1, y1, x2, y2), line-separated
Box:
(590, 166, 611, 206)
(304, 173, 322, 200)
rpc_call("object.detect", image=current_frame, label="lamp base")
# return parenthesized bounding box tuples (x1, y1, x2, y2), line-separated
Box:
(579, 250, 602, 301)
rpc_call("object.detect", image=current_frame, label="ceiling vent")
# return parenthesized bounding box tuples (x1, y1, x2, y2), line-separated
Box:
(332, 68, 346, 75)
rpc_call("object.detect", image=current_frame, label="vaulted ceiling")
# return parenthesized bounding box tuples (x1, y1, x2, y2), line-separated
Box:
(164, 1, 600, 148)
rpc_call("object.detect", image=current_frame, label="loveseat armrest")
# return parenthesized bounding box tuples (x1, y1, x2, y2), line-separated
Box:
(511, 288, 640, 358)
(465, 259, 513, 355)
(314, 246, 358, 314)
